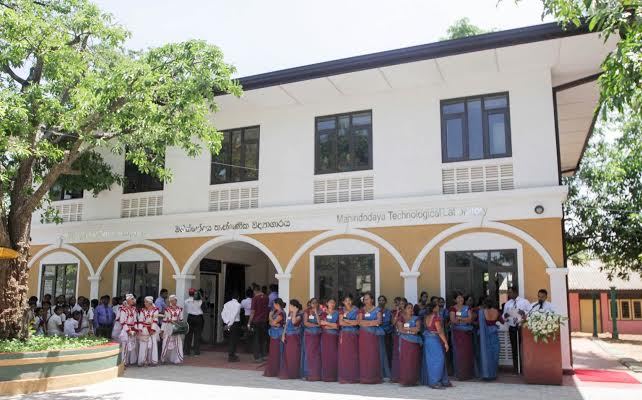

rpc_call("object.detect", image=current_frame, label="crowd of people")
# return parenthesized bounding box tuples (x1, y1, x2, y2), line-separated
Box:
(24, 282, 554, 387)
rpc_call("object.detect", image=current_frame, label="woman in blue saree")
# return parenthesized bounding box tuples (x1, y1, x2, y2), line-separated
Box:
(302, 298, 322, 381)
(449, 292, 475, 380)
(358, 292, 389, 384)
(390, 297, 407, 383)
(396, 303, 422, 386)
(421, 303, 451, 389)
(338, 294, 360, 384)
(264, 298, 285, 377)
(320, 298, 339, 382)
(378, 295, 393, 370)
(478, 297, 502, 380)
(279, 299, 303, 379)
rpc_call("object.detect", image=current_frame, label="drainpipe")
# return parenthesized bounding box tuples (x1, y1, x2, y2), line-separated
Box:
(609, 286, 619, 340)
(591, 291, 598, 337)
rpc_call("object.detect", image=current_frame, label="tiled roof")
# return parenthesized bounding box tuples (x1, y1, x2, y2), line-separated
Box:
(568, 261, 642, 291)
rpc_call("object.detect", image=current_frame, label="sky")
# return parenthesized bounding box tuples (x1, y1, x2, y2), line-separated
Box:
(92, 0, 551, 78)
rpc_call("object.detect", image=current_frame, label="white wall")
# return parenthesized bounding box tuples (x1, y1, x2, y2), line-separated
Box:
(33, 63, 560, 224)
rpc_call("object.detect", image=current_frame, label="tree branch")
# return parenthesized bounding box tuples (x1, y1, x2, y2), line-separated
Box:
(1, 64, 28, 86)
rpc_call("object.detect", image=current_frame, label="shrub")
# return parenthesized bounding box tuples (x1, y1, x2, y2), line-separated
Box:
(0, 335, 109, 353)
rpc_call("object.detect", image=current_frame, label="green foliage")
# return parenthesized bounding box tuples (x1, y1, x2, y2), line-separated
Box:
(0, 335, 108, 353)
(565, 114, 642, 277)
(533, 0, 642, 114)
(442, 17, 491, 40)
(0, 0, 241, 225)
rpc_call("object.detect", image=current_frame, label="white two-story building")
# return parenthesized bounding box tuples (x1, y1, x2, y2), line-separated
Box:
(27, 22, 615, 369)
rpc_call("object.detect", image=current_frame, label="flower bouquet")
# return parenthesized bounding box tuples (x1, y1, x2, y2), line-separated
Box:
(525, 310, 567, 343)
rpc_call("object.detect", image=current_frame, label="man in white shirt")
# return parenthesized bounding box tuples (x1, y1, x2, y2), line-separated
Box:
(503, 287, 532, 374)
(530, 289, 555, 313)
(183, 288, 204, 356)
(47, 306, 64, 336)
(64, 311, 82, 338)
(221, 292, 242, 362)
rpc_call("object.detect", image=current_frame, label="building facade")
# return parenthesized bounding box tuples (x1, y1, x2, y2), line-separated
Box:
(568, 262, 642, 335)
(27, 23, 615, 369)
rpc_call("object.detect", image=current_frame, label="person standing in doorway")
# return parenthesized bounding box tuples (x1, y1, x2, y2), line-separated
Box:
(184, 288, 204, 356)
(155, 289, 168, 321)
(247, 283, 269, 363)
(95, 295, 115, 339)
(221, 292, 242, 362)
(503, 286, 532, 374)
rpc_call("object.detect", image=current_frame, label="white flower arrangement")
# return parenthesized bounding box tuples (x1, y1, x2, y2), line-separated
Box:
(525, 310, 567, 343)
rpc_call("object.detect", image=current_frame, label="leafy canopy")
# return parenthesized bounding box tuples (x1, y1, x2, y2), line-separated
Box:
(441, 17, 492, 40)
(0, 0, 241, 232)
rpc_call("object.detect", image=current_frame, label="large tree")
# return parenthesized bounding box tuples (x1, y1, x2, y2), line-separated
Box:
(522, 1, 642, 276)
(0, 0, 241, 339)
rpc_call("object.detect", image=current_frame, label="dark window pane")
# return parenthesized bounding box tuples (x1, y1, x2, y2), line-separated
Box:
(467, 100, 483, 160)
(488, 113, 507, 155)
(621, 301, 631, 319)
(484, 95, 507, 110)
(124, 157, 164, 194)
(633, 301, 642, 319)
(353, 128, 370, 169)
(317, 118, 336, 131)
(210, 127, 260, 185)
(445, 117, 464, 159)
(41, 264, 76, 299)
(352, 113, 371, 126)
(315, 254, 374, 302)
(315, 111, 372, 174)
(443, 102, 465, 114)
(337, 116, 350, 171)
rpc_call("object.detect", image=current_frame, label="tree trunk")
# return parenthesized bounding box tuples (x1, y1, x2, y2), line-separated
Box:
(0, 239, 31, 340)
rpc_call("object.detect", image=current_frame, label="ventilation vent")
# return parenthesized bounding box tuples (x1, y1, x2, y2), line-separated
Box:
(498, 330, 513, 366)
(50, 201, 83, 223)
(314, 175, 374, 204)
(209, 186, 259, 212)
(121, 194, 163, 218)
(442, 163, 514, 195)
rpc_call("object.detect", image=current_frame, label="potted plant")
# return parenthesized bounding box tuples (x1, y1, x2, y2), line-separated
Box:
(521, 310, 567, 385)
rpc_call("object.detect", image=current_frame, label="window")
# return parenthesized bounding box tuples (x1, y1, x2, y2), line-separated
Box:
(49, 182, 83, 201)
(445, 249, 517, 307)
(441, 93, 511, 162)
(211, 126, 260, 185)
(314, 254, 374, 302)
(40, 264, 77, 300)
(315, 111, 372, 174)
(116, 261, 160, 298)
(123, 160, 164, 194)
(610, 298, 642, 320)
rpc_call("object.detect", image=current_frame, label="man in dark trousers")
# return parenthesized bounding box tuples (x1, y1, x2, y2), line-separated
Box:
(184, 288, 204, 356)
(221, 292, 242, 362)
(247, 283, 269, 362)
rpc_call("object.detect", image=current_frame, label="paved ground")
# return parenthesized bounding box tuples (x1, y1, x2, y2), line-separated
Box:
(573, 332, 642, 372)
(3, 338, 642, 400)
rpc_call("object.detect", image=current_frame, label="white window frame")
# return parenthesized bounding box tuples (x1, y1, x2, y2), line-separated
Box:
(309, 238, 379, 299)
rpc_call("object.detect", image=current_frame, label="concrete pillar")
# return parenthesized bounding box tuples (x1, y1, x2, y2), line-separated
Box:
(275, 273, 291, 304)
(546, 267, 571, 370)
(400, 271, 420, 304)
(174, 274, 195, 306)
(88, 275, 101, 299)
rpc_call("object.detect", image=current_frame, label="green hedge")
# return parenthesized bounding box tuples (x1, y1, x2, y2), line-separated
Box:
(0, 335, 109, 353)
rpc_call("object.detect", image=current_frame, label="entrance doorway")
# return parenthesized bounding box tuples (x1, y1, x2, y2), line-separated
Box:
(192, 241, 278, 344)
(444, 249, 518, 308)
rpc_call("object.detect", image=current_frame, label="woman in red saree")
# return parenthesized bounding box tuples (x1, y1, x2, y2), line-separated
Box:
(264, 298, 285, 377)
(396, 303, 422, 385)
(338, 294, 360, 384)
(279, 299, 303, 379)
(302, 298, 322, 381)
(358, 292, 384, 384)
(319, 298, 339, 382)
(449, 292, 475, 380)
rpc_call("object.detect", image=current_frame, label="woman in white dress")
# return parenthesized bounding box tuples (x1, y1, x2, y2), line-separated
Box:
(161, 295, 185, 364)
(111, 300, 124, 340)
(137, 296, 160, 367)
(118, 294, 139, 366)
